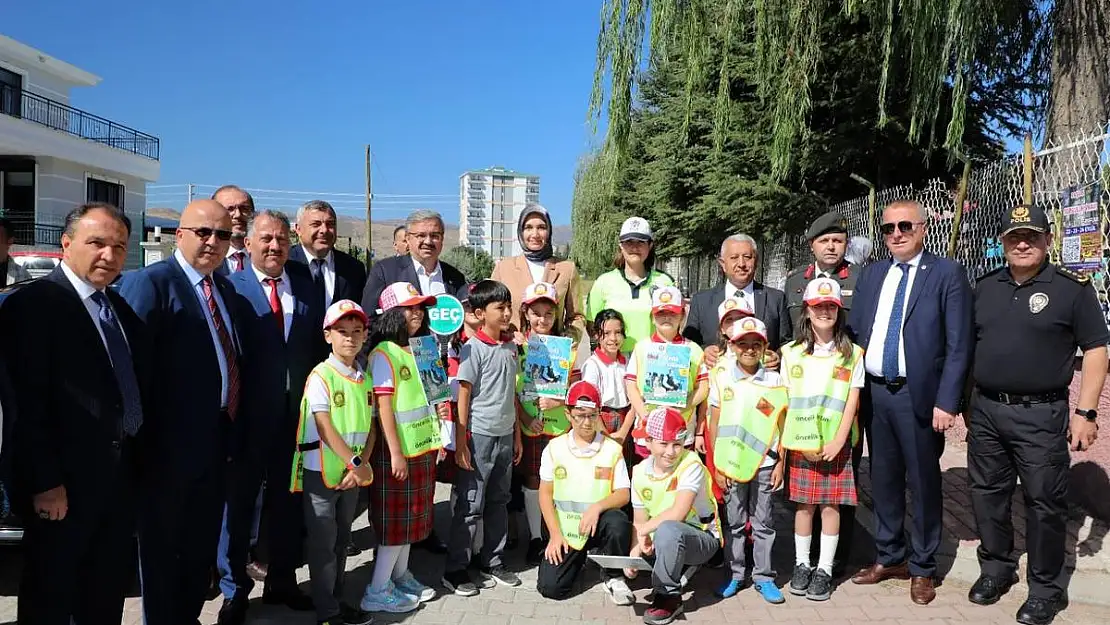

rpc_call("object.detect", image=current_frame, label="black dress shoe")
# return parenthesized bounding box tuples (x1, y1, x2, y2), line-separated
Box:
(217, 598, 247, 625)
(968, 573, 1018, 606)
(416, 534, 448, 554)
(1016, 596, 1065, 625)
(263, 588, 315, 611)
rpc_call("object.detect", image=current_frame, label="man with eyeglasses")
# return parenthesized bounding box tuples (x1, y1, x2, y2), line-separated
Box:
(965, 204, 1106, 625)
(213, 185, 256, 275)
(118, 199, 246, 625)
(362, 209, 467, 314)
(848, 199, 972, 605)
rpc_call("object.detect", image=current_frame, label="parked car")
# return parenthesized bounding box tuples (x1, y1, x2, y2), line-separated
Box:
(0, 281, 26, 544)
(10, 250, 62, 280)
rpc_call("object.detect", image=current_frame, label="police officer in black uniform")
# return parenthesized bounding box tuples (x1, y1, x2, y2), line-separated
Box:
(785, 211, 862, 332)
(968, 203, 1107, 625)
(784, 211, 863, 573)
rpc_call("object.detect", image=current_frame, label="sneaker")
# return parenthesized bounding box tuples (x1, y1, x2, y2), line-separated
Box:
(441, 570, 479, 597)
(716, 578, 744, 599)
(643, 593, 684, 625)
(789, 563, 814, 596)
(806, 569, 833, 601)
(359, 582, 420, 613)
(478, 564, 521, 587)
(754, 580, 786, 604)
(602, 577, 635, 606)
(394, 571, 437, 603)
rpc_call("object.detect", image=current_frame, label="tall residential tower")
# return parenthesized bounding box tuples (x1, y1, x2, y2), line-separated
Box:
(458, 166, 539, 260)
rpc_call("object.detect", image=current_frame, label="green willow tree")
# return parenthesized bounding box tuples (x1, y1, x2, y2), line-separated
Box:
(590, 0, 1051, 178)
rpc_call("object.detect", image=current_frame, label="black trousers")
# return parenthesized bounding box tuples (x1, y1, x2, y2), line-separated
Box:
(968, 390, 1069, 599)
(226, 447, 304, 597)
(18, 444, 138, 625)
(536, 508, 631, 599)
(139, 460, 227, 625)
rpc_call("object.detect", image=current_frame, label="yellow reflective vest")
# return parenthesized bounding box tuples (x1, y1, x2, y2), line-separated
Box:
(548, 434, 625, 550)
(779, 341, 862, 452)
(291, 361, 373, 492)
(632, 450, 721, 542)
(712, 366, 789, 482)
(372, 341, 443, 458)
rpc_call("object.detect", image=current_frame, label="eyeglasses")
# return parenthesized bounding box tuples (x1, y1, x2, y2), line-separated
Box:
(567, 410, 598, 421)
(879, 221, 923, 236)
(181, 226, 233, 241)
(408, 231, 443, 242)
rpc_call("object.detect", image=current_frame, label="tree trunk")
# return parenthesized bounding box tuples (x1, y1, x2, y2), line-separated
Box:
(1046, 0, 1110, 144)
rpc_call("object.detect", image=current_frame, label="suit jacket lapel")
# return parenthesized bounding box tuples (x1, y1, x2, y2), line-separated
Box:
(404, 258, 423, 294)
(752, 283, 767, 320)
(904, 251, 935, 319)
(543, 259, 560, 286)
(45, 268, 117, 380)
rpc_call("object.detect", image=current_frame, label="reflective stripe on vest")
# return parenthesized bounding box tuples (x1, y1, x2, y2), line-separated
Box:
(588, 270, 675, 353)
(374, 342, 443, 458)
(518, 342, 571, 438)
(631, 450, 719, 540)
(779, 342, 862, 452)
(633, 339, 704, 435)
(291, 362, 374, 492)
(713, 367, 788, 482)
(549, 435, 624, 550)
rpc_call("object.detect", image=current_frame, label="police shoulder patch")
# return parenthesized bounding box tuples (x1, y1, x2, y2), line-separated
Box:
(1054, 264, 1090, 284)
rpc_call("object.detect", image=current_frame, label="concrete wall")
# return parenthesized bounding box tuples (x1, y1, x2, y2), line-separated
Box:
(0, 58, 72, 105)
(36, 156, 147, 268)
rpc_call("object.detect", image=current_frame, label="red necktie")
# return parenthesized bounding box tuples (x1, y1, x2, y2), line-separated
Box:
(233, 251, 245, 272)
(264, 277, 284, 340)
(202, 276, 240, 420)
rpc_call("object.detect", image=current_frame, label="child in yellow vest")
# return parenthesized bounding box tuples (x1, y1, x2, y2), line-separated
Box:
(780, 278, 864, 602)
(291, 300, 375, 625)
(625, 286, 709, 460)
(536, 380, 634, 605)
(358, 282, 444, 613)
(517, 281, 584, 564)
(708, 317, 788, 604)
(629, 408, 722, 625)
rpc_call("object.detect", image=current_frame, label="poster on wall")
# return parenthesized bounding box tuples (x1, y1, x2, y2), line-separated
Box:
(1060, 183, 1102, 272)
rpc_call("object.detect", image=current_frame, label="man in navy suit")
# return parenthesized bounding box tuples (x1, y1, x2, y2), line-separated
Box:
(848, 200, 972, 605)
(1, 203, 148, 624)
(216, 210, 325, 624)
(289, 200, 367, 310)
(119, 199, 245, 625)
(362, 210, 467, 315)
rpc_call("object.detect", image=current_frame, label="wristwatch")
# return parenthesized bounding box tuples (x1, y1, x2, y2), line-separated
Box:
(1075, 408, 1097, 423)
(348, 455, 364, 469)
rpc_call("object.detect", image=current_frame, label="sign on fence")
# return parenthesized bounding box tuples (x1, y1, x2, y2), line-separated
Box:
(1061, 184, 1103, 272)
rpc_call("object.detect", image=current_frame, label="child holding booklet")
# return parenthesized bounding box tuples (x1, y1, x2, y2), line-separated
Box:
(779, 278, 864, 602)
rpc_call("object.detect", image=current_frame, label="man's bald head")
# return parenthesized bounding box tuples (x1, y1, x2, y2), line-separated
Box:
(177, 199, 234, 275)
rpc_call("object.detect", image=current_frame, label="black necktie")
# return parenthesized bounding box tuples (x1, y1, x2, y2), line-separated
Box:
(310, 259, 327, 308)
(90, 291, 143, 436)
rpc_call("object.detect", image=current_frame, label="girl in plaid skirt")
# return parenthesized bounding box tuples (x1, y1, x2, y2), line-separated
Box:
(516, 282, 584, 564)
(579, 310, 636, 461)
(779, 278, 865, 602)
(360, 282, 445, 614)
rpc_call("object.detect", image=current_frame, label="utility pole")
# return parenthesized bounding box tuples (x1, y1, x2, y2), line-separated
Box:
(187, 183, 195, 204)
(365, 145, 372, 267)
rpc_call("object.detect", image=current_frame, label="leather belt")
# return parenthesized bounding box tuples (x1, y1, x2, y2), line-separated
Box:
(978, 387, 1067, 405)
(867, 374, 907, 388)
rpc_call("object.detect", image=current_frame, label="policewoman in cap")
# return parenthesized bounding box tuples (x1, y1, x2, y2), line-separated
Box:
(968, 203, 1107, 625)
(785, 211, 860, 333)
(586, 217, 677, 354)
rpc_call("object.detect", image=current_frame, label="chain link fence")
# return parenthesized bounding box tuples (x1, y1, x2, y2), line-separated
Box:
(662, 121, 1110, 327)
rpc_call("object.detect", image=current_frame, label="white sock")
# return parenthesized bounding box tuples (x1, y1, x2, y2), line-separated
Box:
(818, 533, 839, 575)
(371, 545, 402, 592)
(392, 543, 411, 579)
(524, 488, 543, 541)
(794, 534, 812, 567)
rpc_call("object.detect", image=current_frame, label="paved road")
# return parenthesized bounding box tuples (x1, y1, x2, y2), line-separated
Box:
(1, 481, 1107, 625)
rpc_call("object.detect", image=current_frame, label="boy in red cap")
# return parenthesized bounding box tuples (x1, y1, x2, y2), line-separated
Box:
(536, 381, 633, 604)
(629, 408, 722, 625)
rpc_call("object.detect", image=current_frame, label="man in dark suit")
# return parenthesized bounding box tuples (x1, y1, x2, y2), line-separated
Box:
(119, 199, 245, 625)
(362, 210, 467, 314)
(290, 200, 367, 311)
(213, 185, 256, 276)
(0, 202, 147, 624)
(848, 199, 972, 605)
(216, 210, 325, 624)
(683, 233, 792, 355)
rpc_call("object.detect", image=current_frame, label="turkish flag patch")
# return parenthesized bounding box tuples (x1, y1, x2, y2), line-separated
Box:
(833, 366, 851, 382)
(667, 478, 678, 491)
(756, 398, 774, 417)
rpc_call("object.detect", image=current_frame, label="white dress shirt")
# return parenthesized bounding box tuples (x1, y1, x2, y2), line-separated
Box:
(225, 246, 248, 274)
(864, 250, 924, 378)
(302, 245, 337, 307)
(725, 280, 755, 302)
(60, 261, 129, 359)
(251, 265, 294, 340)
(175, 249, 235, 407)
(412, 256, 446, 295)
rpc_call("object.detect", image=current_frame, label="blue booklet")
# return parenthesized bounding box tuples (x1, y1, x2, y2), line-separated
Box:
(523, 334, 574, 399)
(640, 342, 692, 408)
(409, 335, 450, 405)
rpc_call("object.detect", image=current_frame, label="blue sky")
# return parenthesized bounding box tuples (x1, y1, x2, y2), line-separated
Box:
(4, 1, 607, 225)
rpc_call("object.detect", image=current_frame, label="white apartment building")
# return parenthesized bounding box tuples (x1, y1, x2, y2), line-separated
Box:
(0, 34, 160, 268)
(458, 166, 540, 261)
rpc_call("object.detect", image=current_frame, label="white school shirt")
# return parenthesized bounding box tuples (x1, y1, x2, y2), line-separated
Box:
(863, 251, 924, 378)
(580, 349, 630, 410)
(708, 364, 784, 468)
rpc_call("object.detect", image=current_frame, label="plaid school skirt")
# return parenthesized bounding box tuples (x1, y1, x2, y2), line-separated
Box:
(600, 407, 629, 435)
(369, 434, 437, 546)
(787, 445, 857, 506)
(518, 433, 550, 479)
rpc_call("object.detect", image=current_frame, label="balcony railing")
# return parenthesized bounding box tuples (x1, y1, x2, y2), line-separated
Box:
(0, 84, 160, 160)
(1, 215, 63, 248)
